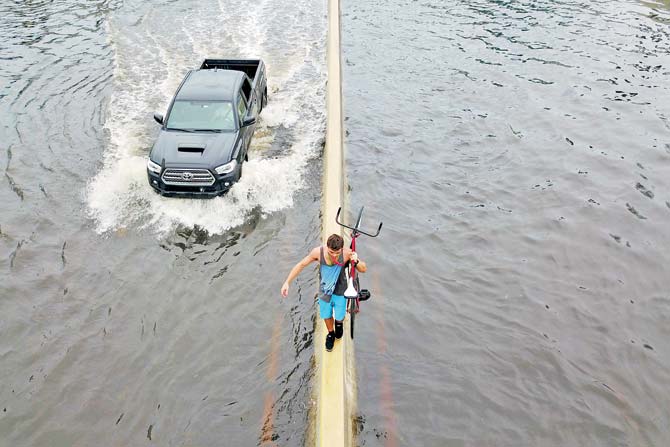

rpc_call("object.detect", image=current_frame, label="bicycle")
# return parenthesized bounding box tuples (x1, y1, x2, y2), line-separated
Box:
(335, 206, 382, 339)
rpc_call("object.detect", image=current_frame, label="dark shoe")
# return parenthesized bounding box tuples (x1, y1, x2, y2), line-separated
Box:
(325, 331, 335, 352)
(334, 321, 343, 339)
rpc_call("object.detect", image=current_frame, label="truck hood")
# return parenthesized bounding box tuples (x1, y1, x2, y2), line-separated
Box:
(150, 130, 238, 168)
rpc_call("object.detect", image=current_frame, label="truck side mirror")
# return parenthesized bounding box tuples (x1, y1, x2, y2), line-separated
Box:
(153, 113, 164, 125)
(242, 116, 256, 127)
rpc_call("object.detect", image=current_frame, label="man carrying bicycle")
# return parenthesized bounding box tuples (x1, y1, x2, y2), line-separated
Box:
(281, 234, 367, 352)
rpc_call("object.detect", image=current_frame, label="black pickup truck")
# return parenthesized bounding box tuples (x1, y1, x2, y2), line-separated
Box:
(147, 59, 267, 197)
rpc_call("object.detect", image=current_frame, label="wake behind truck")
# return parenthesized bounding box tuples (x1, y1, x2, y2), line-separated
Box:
(147, 59, 267, 197)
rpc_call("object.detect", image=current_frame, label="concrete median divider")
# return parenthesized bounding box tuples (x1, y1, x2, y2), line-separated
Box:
(314, 0, 356, 445)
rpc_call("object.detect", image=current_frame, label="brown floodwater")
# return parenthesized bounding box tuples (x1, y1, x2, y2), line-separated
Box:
(1, 0, 670, 445)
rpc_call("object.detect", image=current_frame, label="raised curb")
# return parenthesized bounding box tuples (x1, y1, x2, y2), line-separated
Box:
(315, 0, 355, 445)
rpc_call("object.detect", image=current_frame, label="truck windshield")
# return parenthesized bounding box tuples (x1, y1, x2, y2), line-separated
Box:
(166, 100, 235, 131)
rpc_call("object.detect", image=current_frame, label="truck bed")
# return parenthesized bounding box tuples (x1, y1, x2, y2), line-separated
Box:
(200, 59, 261, 82)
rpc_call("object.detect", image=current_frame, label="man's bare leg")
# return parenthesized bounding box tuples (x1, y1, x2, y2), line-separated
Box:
(324, 317, 336, 351)
(324, 317, 334, 332)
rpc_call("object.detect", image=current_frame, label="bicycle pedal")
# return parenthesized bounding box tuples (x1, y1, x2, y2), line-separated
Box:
(359, 289, 371, 301)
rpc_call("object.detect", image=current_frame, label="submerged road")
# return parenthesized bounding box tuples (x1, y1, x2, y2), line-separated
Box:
(1, 0, 325, 445)
(2, 0, 670, 445)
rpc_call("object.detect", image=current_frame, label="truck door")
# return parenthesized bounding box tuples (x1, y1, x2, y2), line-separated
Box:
(241, 78, 258, 117)
(237, 94, 251, 159)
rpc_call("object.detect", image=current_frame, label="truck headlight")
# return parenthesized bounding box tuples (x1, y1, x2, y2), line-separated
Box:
(147, 159, 162, 174)
(215, 160, 237, 175)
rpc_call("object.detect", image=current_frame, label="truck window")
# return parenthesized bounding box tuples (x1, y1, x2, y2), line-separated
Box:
(237, 96, 247, 119)
(241, 79, 252, 103)
(167, 100, 235, 131)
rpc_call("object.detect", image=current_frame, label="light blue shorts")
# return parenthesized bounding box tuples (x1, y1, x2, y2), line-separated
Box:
(319, 294, 346, 321)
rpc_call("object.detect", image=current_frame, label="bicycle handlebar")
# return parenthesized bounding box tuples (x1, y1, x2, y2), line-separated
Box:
(335, 207, 383, 238)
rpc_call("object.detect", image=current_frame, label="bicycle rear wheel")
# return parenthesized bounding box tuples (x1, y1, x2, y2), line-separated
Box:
(349, 276, 360, 339)
(349, 298, 356, 339)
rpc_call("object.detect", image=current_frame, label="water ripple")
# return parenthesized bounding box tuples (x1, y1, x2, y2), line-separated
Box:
(344, 0, 670, 445)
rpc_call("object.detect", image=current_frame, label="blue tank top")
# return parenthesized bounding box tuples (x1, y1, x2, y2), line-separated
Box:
(319, 247, 344, 303)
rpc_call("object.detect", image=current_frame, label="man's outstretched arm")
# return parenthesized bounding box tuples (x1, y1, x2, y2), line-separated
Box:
(281, 247, 319, 297)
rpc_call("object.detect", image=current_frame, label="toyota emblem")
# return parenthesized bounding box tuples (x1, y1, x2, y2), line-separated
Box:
(181, 172, 193, 180)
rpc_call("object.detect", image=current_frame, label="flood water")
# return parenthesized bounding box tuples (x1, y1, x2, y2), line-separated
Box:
(342, 0, 670, 445)
(1, 0, 325, 445)
(1, 0, 670, 445)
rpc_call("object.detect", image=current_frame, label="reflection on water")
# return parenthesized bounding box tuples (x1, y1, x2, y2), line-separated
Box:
(639, 0, 670, 24)
(640, 0, 670, 11)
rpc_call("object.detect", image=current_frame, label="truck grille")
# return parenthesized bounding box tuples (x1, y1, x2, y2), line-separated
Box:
(162, 168, 215, 186)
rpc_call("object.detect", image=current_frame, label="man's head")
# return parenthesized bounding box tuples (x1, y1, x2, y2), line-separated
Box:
(326, 234, 344, 257)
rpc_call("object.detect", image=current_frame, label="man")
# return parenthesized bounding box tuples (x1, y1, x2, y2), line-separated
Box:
(281, 234, 367, 351)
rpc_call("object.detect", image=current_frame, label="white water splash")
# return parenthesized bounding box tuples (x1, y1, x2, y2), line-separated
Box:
(87, 0, 326, 235)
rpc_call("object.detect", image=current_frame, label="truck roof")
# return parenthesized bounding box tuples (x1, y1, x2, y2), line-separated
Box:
(175, 69, 245, 101)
